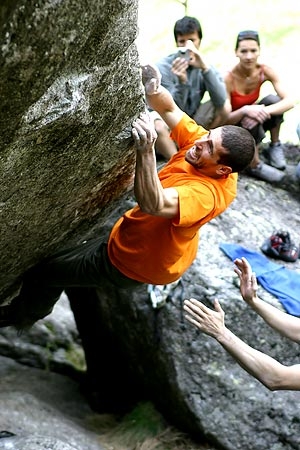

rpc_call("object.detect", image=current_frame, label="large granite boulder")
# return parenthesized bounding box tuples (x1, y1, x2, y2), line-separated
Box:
(0, 355, 104, 450)
(2, 1, 300, 449)
(0, 0, 143, 302)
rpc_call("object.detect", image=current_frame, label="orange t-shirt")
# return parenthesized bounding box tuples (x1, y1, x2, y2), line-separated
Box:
(108, 113, 237, 285)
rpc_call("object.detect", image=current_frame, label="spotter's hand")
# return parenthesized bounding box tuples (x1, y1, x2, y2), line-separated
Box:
(233, 257, 258, 305)
(132, 111, 157, 153)
(184, 298, 226, 340)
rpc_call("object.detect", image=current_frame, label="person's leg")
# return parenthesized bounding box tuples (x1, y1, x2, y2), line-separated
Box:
(259, 95, 286, 170)
(209, 100, 231, 128)
(67, 286, 142, 413)
(0, 239, 141, 328)
(193, 100, 215, 128)
(154, 117, 178, 160)
(3, 266, 63, 329)
(250, 145, 262, 168)
(237, 121, 285, 183)
(149, 109, 177, 160)
(193, 100, 230, 129)
(0, 240, 102, 328)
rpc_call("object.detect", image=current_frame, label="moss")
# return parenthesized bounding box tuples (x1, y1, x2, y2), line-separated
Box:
(117, 402, 166, 438)
(86, 401, 209, 450)
(64, 344, 86, 371)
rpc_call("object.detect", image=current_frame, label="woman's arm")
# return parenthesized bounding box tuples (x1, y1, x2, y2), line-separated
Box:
(263, 65, 295, 115)
(223, 73, 270, 125)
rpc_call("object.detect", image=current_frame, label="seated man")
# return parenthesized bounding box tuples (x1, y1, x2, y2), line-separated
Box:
(153, 16, 229, 159)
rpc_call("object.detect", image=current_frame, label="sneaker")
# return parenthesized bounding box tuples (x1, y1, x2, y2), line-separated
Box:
(246, 162, 285, 183)
(261, 230, 299, 262)
(148, 279, 181, 309)
(263, 142, 286, 170)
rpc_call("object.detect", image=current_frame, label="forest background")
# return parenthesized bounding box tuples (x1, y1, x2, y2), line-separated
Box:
(136, 0, 300, 143)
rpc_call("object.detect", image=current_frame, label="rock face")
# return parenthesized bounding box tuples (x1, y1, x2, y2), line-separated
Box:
(2, 2, 300, 449)
(0, 0, 143, 301)
(1, 174, 300, 449)
(0, 355, 104, 450)
(67, 174, 300, 450)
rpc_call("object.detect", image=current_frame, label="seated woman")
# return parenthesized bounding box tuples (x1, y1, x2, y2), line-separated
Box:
(224, 30, 294, 183)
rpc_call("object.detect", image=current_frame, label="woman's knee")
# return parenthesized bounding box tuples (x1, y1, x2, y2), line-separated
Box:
(259, 94, 281, 107)
(154, 119, 170, 137)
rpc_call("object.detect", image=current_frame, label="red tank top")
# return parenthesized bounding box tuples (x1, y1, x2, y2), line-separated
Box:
(229, 67, 265, 111)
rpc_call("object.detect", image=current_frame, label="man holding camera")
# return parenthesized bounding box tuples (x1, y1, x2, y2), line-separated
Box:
(153, 16, 229, 159)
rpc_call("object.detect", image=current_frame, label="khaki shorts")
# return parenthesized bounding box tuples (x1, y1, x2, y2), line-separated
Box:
(192, 100, 216, 128)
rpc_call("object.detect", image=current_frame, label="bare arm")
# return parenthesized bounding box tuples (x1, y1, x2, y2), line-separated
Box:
(225, 103, 270, 126)
(234, 257, 300, 342)
(131, 112, 179, 218)
(263, 65, 295, 115)
(141, 64, 184, 131)
(131, 64, 190, 217)
(184, 298, 300, 390)
(185, 39, 210, 71)
(185, 40, 227, 109)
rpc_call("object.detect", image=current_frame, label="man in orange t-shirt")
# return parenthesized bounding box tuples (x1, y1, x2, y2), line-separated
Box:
(0, 64, 255, 329)
(108, 113, 238, 285)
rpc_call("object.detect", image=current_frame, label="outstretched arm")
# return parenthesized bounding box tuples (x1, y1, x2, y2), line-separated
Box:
(234, 257, 300, 342)
(130, 64, 184, 217)
(131, 111, 179, 218)
(184, 298, 300, 390)
(141, 64, 184, 131)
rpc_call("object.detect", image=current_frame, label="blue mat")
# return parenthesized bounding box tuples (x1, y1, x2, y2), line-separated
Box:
(220, 243, 300, 316)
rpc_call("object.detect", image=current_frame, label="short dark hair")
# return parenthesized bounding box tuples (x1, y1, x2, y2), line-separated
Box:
(218, 126, 255, 173)
(235, 30, 260, 50)
(173, 16, 203, 41)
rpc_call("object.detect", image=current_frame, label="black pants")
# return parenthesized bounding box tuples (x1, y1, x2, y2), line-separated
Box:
(240, 94, 284, 144)
(12, 239, 143, 326)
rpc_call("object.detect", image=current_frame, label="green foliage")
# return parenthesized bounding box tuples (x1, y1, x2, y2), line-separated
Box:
(64, 344, 86, 371)
(105, 402, 166, 445)
(87, 402, 211, 449)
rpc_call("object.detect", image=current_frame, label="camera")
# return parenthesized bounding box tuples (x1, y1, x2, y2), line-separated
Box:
(176, 48, 190, 61)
